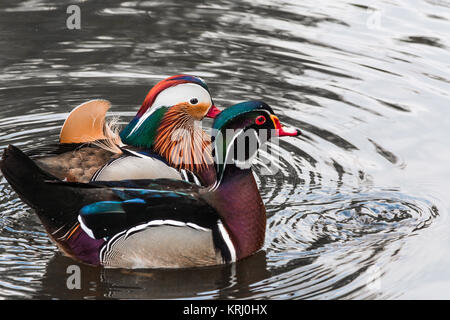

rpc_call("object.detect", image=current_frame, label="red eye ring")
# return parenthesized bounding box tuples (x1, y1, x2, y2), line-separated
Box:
(255, 115, 266, 125)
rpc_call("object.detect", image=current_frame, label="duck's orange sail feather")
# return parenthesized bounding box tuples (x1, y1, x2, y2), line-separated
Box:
(60, 99, 111, 144)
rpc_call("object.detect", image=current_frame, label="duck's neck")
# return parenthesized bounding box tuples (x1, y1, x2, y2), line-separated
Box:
(207, 164, 266, 260)
(152, 105, 213, 173)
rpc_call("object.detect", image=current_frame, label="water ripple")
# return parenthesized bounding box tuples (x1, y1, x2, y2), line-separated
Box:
(0, 0, 449, 299)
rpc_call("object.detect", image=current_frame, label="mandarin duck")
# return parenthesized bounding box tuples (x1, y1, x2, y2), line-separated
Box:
(0, 101, 300, 268)
(35, 74, 221, 187)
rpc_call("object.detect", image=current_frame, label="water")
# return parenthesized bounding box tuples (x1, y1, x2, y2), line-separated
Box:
(0, 0, 449, 299)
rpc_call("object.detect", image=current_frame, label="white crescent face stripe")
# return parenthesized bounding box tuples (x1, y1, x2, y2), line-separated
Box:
(210, 109, 272, 192)
(127, 104, 163, 138)
(233, 129, 260, 169)
(209, 128, 244, 192)
(127, 83, 212, 138)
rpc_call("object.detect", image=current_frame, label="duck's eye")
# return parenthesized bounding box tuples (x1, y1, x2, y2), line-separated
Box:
(255, 115, 266, 125)
(190, 98, 199, 105)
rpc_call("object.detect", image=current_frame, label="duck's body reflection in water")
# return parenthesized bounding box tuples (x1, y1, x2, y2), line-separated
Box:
(38, 251, 270, 299)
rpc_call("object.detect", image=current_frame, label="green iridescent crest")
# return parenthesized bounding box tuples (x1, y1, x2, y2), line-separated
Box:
(212, 101, 274, 185)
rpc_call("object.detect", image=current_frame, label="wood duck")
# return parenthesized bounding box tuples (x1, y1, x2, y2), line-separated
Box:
(0, 100, 300, 268)
(35, 74, 221, 187)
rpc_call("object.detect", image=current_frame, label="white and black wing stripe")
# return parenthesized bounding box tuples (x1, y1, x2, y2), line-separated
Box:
(179, 169, 202, 186)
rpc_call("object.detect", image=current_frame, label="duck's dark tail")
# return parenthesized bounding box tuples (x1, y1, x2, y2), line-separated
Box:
(1, 145, 61, 210)
(0, 145, 106, 236)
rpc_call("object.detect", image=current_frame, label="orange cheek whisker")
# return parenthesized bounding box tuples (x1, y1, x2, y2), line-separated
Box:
(152, 105, 213, 172)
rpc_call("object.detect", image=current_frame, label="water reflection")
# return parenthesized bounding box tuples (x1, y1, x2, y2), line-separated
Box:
(0, 0, 449, 299)
(37, 250, 271, 299)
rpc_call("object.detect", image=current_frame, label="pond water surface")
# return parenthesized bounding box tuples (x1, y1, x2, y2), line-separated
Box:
(0, 0, 450, 299)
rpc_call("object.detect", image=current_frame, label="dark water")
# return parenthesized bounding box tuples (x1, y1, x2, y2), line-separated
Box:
(0, 0, 449, 299)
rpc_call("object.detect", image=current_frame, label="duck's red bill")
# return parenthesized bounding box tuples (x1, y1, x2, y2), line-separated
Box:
(276, 126, 301, 137)
(270, 115, 301, 137)
(205, 105, 221, 118)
